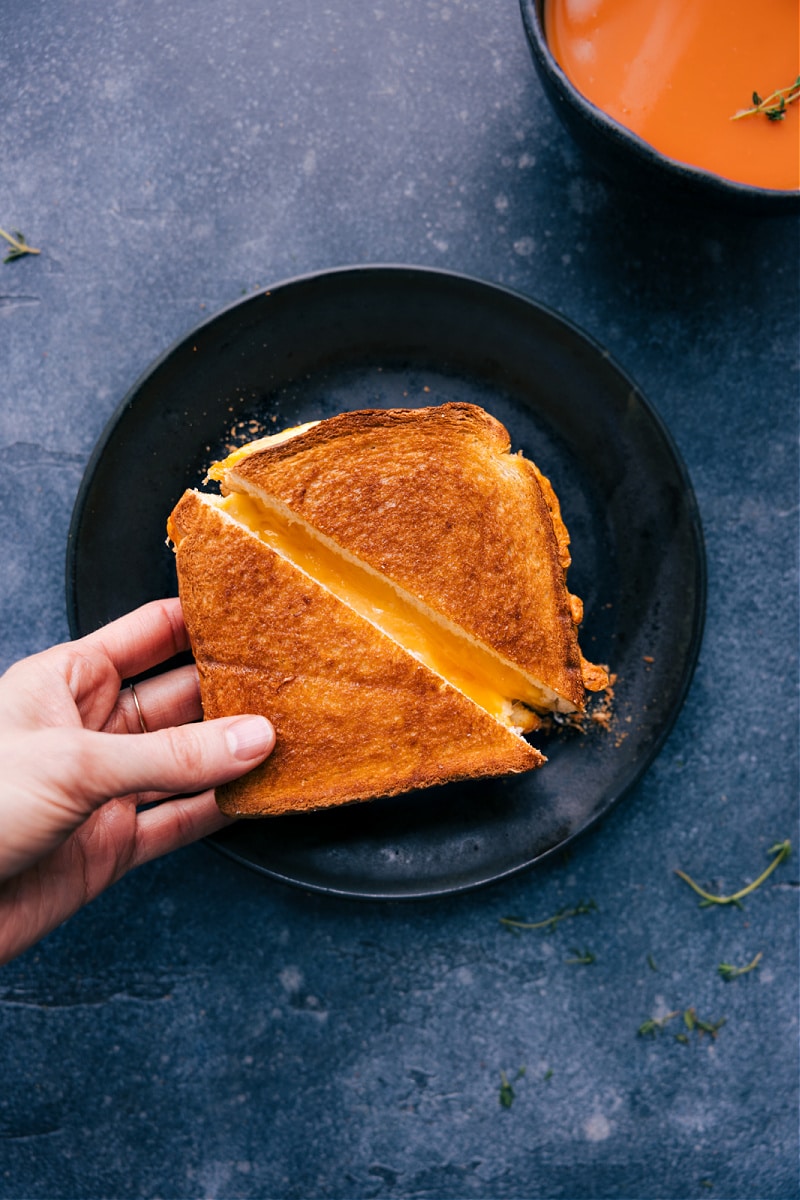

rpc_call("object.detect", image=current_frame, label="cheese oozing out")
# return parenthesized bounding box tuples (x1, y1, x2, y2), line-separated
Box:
(213, 488, 575, 734)
(216, 423, 321, 469)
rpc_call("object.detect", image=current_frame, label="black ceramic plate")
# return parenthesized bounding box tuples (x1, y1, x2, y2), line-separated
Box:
(66, 265, 705, 899)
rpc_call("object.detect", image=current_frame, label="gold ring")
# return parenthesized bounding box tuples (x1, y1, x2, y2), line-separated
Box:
(129, 683, 148, 734)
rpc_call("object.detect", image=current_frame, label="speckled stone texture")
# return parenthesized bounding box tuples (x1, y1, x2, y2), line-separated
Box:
(0, 2, 798, 1198)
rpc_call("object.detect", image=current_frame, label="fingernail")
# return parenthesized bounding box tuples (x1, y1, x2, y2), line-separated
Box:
(225, 715, 275, 760)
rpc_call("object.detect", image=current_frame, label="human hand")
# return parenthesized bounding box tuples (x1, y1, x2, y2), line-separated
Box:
(0, 598, 275, 965)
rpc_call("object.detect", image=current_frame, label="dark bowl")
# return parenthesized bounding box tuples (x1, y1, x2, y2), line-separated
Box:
(519, 0, 800, 215)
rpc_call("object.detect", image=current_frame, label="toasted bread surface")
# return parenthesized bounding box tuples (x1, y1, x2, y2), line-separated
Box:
(169, 490, 543, 816)
(212, 404, 595, 710)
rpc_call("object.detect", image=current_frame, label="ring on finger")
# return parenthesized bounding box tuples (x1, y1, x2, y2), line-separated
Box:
(129, 683, 148, 734)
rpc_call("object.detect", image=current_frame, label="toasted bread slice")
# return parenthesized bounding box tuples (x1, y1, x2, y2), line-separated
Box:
(210, 403, 607, 712)
(168, 489, 543, 816)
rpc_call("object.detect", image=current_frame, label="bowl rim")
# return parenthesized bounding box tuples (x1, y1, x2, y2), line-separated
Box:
(519, 0, 800, 208)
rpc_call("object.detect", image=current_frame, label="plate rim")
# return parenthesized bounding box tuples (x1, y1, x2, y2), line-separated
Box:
(65, 262, 707, 899)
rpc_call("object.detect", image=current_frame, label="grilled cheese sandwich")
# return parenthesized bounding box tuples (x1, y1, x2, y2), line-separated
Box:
(168, 403, 608, 816)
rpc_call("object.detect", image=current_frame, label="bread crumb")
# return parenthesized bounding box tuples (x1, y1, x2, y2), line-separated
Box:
(537, 671, 616, 739)
(220, 416, 268, 458)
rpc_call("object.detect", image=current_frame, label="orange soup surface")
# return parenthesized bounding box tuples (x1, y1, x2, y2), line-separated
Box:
(544, 0, 800, 190)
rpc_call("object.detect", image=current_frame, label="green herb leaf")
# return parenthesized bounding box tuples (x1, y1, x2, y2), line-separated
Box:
(675, 839, 790, 907)
(0, 227, 40, 263)
(693, 1014, 727, 1038)
(499, 899, 597, 933)
(638, 1011, 679, 1036)
(732, 80, 800, 121)
(499, 1066, 526, 1108)
(718, 951, 763, 980)
(639, 1007, 725, 1040)
(565, 947, 595, 965)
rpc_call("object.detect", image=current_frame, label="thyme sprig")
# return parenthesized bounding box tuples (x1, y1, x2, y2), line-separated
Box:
(638, 1010, 680, 1036)
(639, 1007, 726, 1039)
(499, 1066, 526, 1108)
(683, 1007, 727, 1039)
(565, 947, 595, 965)
(0, 228, 40, 262)
(500, 899, 597, 933)
(718, 951, 763, 981)
(731, 77, 800, 122)
(675, 840, 790, 908)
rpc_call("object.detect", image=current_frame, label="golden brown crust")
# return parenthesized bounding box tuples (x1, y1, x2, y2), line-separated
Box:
(581, 656, 610, 693)
(215, 403, 589, 709)
(170, 490, 543, 816)
(528, 462, 572, 571)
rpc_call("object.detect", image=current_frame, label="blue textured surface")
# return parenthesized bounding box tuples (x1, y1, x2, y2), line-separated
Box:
(0, 2, 798, 1198)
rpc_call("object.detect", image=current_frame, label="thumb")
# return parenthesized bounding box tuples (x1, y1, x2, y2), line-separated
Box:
(72, 715, 276, 806)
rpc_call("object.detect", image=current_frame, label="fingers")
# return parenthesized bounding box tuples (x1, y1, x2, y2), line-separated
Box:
(130, 790, 234, 870)
(111, 665, 203, 735)
(78, 598, 190, 684)
(0, 599, 193, 733)
(70, 715, 276, 809)
(0, 600, 191, 733)
(0, 790, 234, 966)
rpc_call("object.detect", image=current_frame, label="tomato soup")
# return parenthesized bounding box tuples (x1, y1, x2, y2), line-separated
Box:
(544, 0, 800, 190)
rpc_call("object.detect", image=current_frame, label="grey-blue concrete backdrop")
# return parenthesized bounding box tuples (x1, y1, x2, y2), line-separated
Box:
(0, 2, 797, 1198)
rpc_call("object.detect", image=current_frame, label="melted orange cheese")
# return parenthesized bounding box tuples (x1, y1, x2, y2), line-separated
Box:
(209, 423, 320, 474)
(545, 0, 800, 191)
(217, 491, 570, 730)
